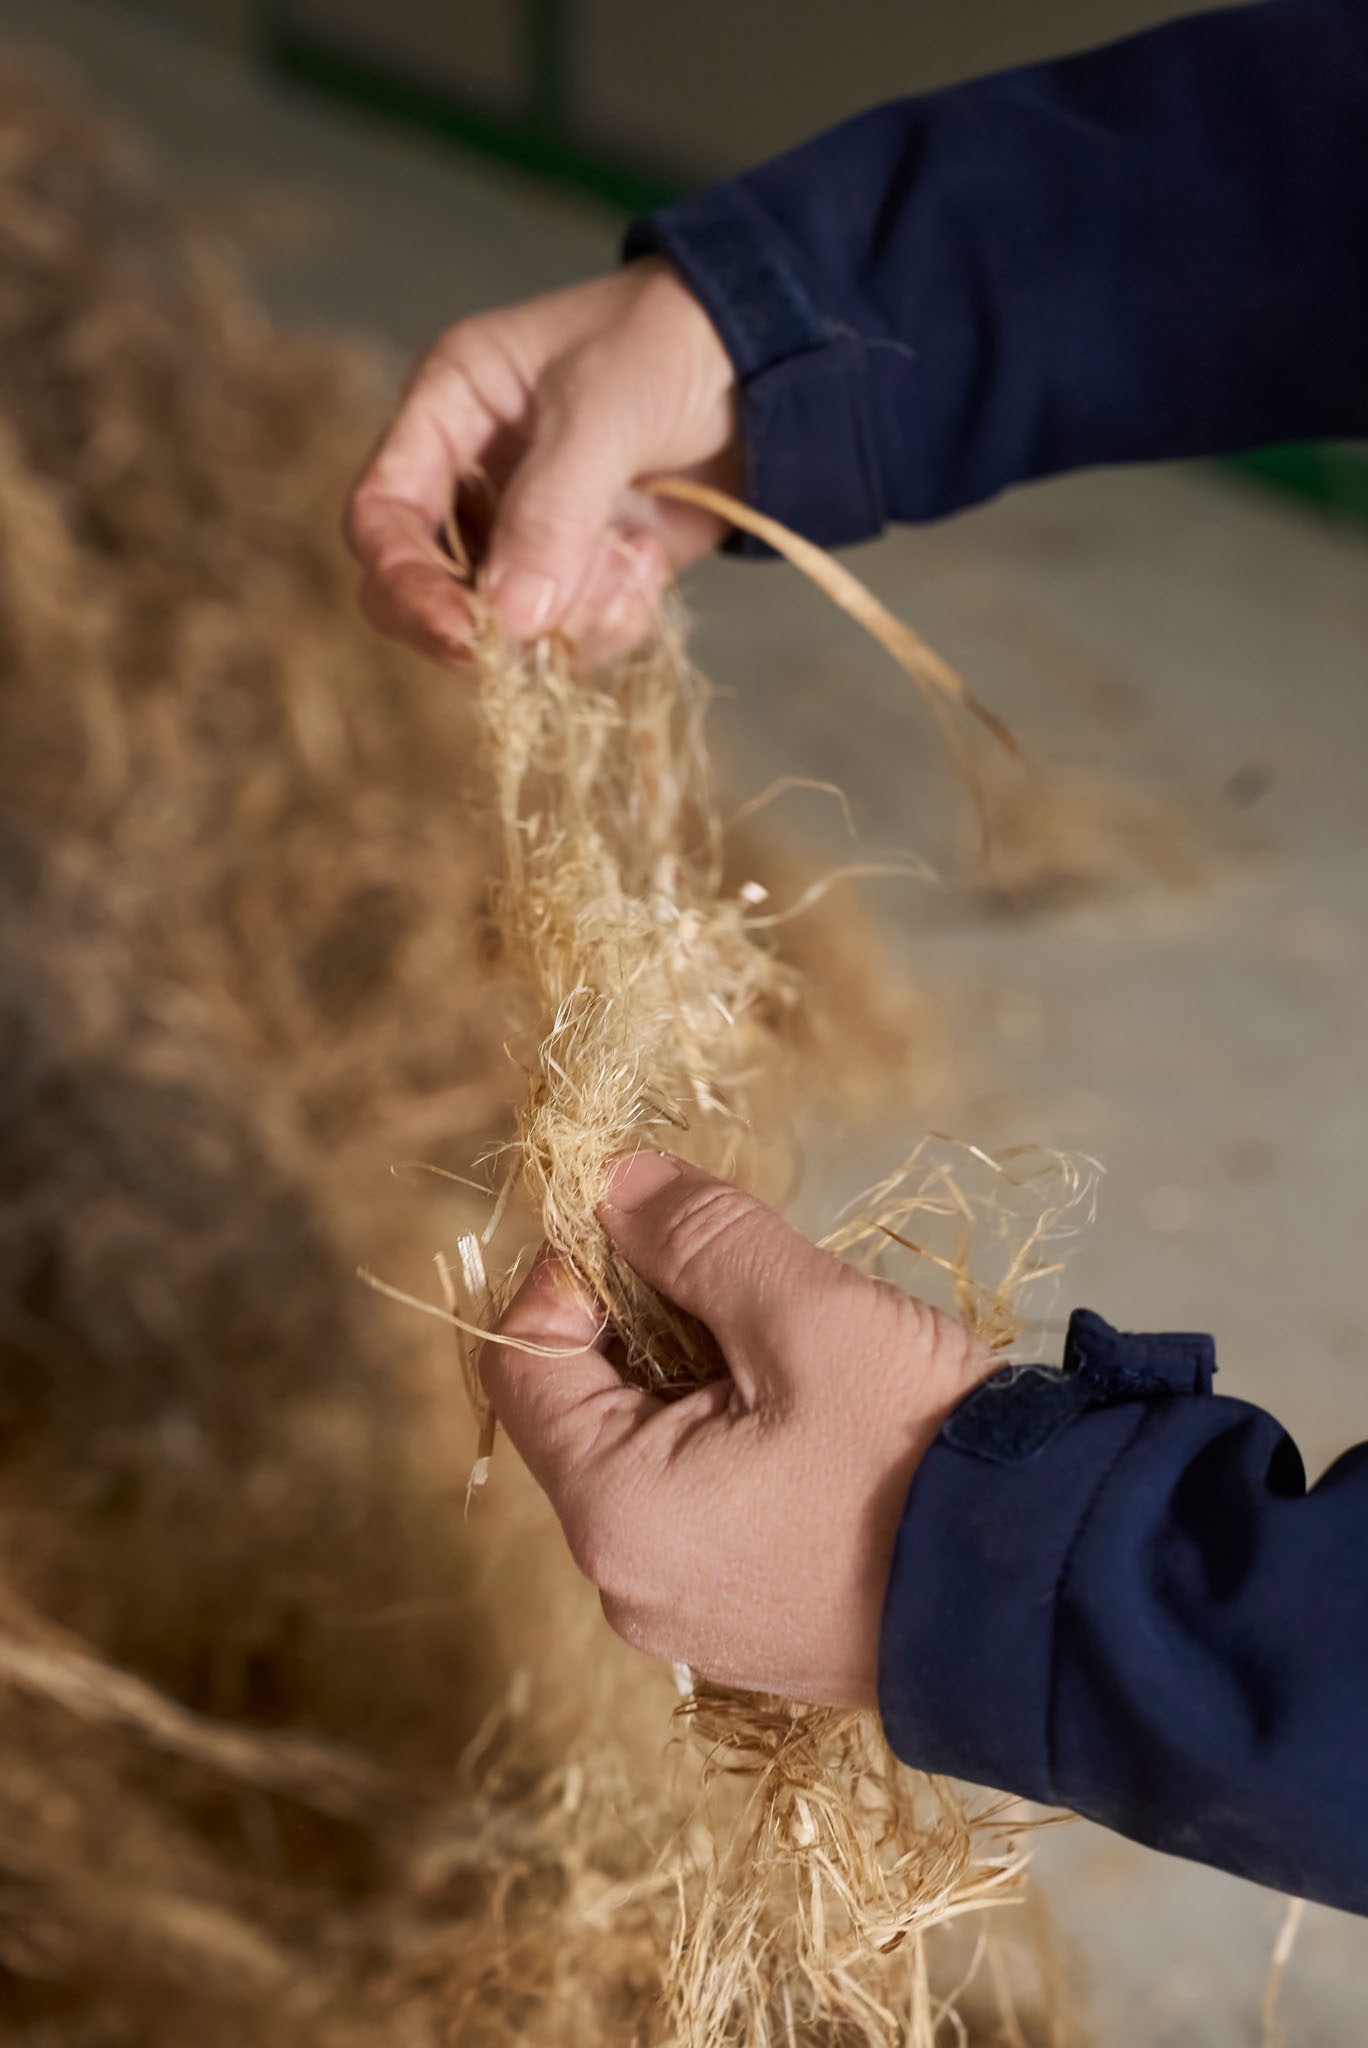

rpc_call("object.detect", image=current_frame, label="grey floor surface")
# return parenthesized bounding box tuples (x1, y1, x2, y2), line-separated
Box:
(8, 2, 1368, 2040)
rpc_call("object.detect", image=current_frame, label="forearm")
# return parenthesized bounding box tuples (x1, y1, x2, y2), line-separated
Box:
(881, 1308, 1368, 1913)
(629, 0, 1368, 545)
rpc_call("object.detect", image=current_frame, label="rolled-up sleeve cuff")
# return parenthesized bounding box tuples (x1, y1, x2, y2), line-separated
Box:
(625, 190, 886, 551)
(878, 1308, 1216, 1803)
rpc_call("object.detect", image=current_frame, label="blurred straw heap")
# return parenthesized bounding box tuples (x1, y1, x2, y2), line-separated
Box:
(0, 49, 1077, 2048)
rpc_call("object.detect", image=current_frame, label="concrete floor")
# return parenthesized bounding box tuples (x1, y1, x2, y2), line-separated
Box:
(11, 1, 1368, 2039)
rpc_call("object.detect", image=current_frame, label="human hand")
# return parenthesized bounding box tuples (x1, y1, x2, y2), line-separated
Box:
(345, 261, 739, 666)
(481, 1153, 993, 1706)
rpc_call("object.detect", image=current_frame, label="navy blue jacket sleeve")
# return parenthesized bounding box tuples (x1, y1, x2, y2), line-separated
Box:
(880, 1308, 1368, 1912)
(627, 0, 1368, 547)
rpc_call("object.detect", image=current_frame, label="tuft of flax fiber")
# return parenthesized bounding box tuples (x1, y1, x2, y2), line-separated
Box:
(425, 488, 1100, 2047)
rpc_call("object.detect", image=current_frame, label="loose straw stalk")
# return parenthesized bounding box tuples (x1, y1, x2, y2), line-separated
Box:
(441, 483, 1050, 2044)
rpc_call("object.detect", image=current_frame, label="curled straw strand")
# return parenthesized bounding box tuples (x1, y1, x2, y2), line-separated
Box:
(649, 476, 1023, 849)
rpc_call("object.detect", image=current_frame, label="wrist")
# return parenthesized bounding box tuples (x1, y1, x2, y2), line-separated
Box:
(627, 256, 739, 468)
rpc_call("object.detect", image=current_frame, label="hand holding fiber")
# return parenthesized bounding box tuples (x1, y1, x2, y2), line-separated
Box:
(345, 260, 739, 663)
(482, 1153, 995, 1707)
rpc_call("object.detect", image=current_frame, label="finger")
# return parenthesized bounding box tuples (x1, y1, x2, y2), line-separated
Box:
(560, 527, 671, 665)
(484, 374, 638, 640)
(598, 1154, 845, 1402)
(570, 579, 659, 669)
(480, 1255, 660, 1503)
(560, 493, 728, 663)
(651, 489, 732, 574)
(346, 360, 493, 647)
(347, 360, 490, 566)
(357, 567, 476, 668)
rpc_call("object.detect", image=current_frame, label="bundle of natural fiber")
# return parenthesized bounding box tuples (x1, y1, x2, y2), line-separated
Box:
(397, 475, 1102, 2046)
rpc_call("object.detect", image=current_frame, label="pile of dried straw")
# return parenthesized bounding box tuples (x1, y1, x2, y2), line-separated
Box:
(0, 51, 1035, 2048)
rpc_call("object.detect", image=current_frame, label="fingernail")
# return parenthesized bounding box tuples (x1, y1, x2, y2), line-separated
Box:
(602, 1151, 683, 1216)
(487, 565, 558, 638)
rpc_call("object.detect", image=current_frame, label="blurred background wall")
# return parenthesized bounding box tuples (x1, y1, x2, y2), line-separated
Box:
(104, 0, 1250, 183)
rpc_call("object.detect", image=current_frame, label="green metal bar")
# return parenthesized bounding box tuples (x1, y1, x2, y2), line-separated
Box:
(1225, 444, 1368, 527)
(526, 0, 572, 134)
(262, 7, 683, 217)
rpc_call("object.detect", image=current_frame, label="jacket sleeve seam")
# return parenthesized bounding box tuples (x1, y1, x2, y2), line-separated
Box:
(1042, 1403, 1149, 1806)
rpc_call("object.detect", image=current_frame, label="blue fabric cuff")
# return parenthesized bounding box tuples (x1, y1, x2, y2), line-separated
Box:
(944, 1307, 1216, 1466)
(624, 191, 886, 552)
(878, 1308, 1216, 1801)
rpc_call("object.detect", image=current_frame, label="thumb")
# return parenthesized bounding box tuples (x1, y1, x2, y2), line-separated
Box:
(481, 1255, 660, 1503)
(484, 377, 638, 640)
(599, 1153, 845, 1402)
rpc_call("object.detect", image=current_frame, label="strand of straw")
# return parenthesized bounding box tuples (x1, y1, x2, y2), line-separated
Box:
(648, 476, 1022, 849)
